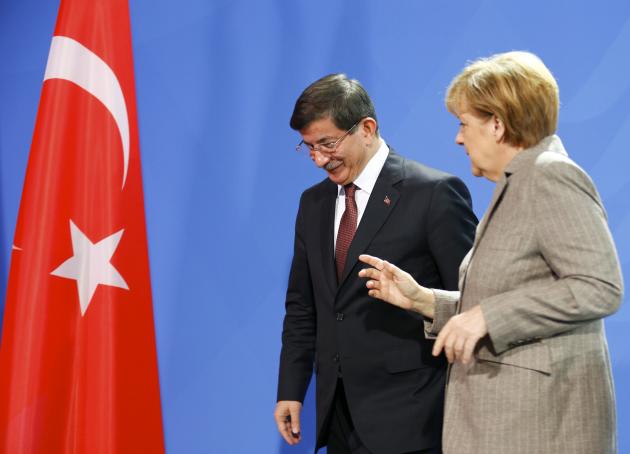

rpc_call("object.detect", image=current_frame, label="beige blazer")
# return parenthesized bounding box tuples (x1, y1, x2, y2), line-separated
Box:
(427, 135, 623, 453)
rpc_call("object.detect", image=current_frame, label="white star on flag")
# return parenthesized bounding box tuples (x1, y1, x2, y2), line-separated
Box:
(51, 219, 129, 316)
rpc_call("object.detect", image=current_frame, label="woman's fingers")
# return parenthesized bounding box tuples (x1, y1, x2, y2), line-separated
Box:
(358, 254, 382, 267)
(366, 280, 380, 290)
(359, 267, 381, 279)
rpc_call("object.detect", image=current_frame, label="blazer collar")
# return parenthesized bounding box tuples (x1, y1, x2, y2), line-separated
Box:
(473, 135, 567, 248)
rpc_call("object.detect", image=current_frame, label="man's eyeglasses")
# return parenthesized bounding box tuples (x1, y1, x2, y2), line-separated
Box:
(295, 119, 363, 155)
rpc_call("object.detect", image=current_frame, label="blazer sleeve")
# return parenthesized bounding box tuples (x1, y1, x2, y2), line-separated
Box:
(426, 176, 477, 290)
(277, 195, 317, 402)
(423, 289, 460, 338)
(480, 158, 624, 354)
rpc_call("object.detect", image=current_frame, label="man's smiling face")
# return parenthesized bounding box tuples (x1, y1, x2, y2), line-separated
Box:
(299, 117, 369, 186)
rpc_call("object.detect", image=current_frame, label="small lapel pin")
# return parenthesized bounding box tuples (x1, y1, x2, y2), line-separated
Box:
(384, 195, 391, 206)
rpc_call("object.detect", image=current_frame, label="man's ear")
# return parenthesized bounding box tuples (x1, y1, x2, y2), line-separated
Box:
(361, 117, 378, 137)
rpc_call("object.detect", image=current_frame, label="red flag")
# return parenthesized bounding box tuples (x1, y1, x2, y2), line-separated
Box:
(0, 0, 165, 452)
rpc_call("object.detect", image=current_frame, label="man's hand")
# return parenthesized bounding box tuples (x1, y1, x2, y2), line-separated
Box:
(274, 400, 303, 445)
(432, 305, 488, 364)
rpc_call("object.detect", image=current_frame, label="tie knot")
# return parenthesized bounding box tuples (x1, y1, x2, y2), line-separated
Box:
(344, 183, 357, 199)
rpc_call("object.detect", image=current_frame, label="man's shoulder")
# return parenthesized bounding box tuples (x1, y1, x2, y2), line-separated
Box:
(388, 150, 472, 205)
(392, 150, 460, 186)
(405, 159, 455, 182)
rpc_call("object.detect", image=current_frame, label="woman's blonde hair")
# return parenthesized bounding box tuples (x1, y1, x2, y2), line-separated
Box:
(446, 51, 559, 149)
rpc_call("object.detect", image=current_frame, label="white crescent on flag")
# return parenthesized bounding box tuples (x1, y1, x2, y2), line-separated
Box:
(44, 35, 130, 189)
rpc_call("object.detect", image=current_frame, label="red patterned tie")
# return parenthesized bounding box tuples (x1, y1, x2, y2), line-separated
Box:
(336, 183, 358, 282)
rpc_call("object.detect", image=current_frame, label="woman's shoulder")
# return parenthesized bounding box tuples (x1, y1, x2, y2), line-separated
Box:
(529, 137, 594, 189)
(528, 143, 602, 208)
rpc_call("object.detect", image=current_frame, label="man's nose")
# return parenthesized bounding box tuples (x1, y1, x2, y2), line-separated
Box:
(455, 131, 464, 146)
(311, 150, 331, 168)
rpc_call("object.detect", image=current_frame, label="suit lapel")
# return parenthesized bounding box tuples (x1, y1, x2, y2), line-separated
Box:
(457, 177, 509, 311)
(472, 175, 510, 250)
(320, 181, 338, 294)
(472, 142, 556, 249)
(338, 150, 404, 287)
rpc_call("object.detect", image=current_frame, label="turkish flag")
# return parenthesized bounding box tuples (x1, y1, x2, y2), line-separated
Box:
(0, 0, 165, 453)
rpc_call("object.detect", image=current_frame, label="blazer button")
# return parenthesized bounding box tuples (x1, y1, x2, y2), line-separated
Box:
(333, 353, 340, 363)
(336, 312, 344, 321)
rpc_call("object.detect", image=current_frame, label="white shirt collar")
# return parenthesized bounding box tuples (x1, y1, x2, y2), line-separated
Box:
(338, 137, 389, 196)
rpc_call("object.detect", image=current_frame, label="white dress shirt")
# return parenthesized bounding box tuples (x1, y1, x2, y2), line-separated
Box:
(334, 138, 389, 251)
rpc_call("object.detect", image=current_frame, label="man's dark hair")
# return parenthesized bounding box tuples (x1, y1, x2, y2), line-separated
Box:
(290, 73, 378, 132)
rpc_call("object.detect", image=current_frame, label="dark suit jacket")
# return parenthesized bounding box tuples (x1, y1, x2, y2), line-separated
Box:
(277, 149, 477, 453)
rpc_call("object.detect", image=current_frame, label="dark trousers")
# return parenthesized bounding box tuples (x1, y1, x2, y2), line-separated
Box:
(324, 380, 441, 454)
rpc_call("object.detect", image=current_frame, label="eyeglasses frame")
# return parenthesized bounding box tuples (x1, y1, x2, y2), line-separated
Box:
(295, 118, 364, 155)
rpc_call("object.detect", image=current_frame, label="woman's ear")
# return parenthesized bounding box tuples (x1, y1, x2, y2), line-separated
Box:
(493, 115, 505, 142)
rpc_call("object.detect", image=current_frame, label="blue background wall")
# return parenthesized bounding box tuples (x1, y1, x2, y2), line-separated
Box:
(1, 1, 629, 452)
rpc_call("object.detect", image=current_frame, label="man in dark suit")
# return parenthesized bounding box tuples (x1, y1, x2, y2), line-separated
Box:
(275, 74, 477, 454)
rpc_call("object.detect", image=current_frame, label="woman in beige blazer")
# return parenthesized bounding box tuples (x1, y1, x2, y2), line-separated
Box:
(359, 51, 623, 453)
